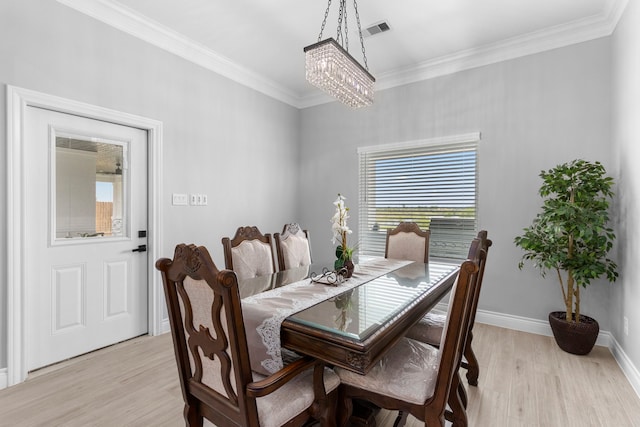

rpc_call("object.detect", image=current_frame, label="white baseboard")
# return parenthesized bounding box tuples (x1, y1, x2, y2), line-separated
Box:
(161, 318, 171, 334)
(465, 305, 637, 398)
(609, 335, 640, 398)
(474, 308, 612, 347)
(433, 302, 612, 347)
(0, 368, 7, 390)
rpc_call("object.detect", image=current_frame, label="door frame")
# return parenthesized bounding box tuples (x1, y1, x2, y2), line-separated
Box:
(6, 85, 164, 386)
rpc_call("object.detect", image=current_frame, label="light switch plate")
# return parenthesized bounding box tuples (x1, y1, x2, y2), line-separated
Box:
(172, 193, 188, 206)
(188, 193, 209, 205)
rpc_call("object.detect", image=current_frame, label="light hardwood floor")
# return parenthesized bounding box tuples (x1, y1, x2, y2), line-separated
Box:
(1, 323, 639, 426)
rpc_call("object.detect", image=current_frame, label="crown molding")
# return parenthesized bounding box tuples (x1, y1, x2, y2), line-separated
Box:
(57, 0, 628, 110)
(56, 0, 302, 107)
(372, 0, 629, 93)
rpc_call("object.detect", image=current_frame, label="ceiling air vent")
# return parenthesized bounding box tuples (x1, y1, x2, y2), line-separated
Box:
(363, 21, 391, 38)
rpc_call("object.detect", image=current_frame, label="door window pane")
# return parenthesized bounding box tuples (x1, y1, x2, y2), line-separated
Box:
(54, 135, 126, 241)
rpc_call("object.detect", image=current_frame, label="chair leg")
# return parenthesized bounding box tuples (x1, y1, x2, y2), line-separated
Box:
(424, 408, 445, 427)
(445, 379, 467, 423)
(458, 378, 468, 409)
(184, 404, 203, 427)
(463, 332, 480, 386)
(393, 410, 409, 427)
(447, 373, 468, 427)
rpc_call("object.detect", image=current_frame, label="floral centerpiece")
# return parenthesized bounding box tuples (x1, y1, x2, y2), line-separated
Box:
(331, 193, 356, 277)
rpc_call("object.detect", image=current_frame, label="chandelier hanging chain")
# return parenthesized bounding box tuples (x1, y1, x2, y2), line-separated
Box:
(340, 0, 349, 53)
(317, 0, 367, 69)
(336, 0, 345, 50)
(317, 0, 332, 42)
(353, 0, 368, 70)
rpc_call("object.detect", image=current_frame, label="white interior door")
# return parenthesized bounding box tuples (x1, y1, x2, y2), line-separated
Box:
(24, 106, 148, 371)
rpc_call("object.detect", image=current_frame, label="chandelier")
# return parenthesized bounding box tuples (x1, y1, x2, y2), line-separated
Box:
(304, 0, 375, 108)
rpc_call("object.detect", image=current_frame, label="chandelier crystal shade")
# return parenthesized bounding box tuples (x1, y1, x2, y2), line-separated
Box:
(304, 0, 375, 109)
(304, 38, 375, 108)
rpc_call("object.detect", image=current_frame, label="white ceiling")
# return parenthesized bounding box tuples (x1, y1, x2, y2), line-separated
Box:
(58, 0, 627, 108)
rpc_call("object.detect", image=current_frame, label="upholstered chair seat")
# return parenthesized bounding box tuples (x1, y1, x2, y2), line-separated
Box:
(336, 338, 439, 406)
(405, 310, 447, 345)
(249, 368, 340, 427)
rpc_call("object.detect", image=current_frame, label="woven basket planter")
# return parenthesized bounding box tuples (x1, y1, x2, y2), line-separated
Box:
(548, 311, 599, 355)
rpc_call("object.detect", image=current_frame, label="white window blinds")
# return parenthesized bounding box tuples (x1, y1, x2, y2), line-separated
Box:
(358, 133, 480, 260)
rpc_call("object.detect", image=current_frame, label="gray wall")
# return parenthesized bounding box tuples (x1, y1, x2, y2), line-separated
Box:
(0, 0, 301, 370)
(299, 38, 614, 335)
(2, 0, 638, 379)
(612, 0, 640, 369)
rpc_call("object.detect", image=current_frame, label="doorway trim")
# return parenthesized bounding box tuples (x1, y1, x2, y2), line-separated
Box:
(6, 85, 164, 386)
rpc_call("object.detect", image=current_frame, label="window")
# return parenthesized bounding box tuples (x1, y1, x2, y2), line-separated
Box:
(358, 133, 480, 260)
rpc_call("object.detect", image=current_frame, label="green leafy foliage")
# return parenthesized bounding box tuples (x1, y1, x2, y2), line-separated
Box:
(334, 244, 356, 270)
(514, 159, 618, 322)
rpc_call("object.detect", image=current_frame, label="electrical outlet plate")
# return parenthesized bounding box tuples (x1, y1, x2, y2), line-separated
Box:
(624, 316, 629, 336)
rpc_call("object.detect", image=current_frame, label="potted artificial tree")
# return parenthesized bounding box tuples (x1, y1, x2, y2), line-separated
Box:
(514, 159, 618, 355)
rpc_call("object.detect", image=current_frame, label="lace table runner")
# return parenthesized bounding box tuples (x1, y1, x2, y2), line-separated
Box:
(241, 258, 412, 375)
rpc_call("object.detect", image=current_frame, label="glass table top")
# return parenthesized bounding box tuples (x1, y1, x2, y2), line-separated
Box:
(282, 261, 459, 341)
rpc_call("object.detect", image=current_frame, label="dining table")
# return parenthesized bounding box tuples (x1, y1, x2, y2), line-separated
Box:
(239, 257, 461, 376)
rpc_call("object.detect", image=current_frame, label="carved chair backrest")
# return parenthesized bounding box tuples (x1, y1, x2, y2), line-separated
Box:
(429, 238, 481, 408)
(156, 244, 258, 426)
(274, 223, 312, 271)
(222, 226, 276, 281)
(385, 221, 430, 263)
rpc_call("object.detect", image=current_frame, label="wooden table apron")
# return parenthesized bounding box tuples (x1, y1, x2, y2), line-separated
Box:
(280, 265, 459, 375)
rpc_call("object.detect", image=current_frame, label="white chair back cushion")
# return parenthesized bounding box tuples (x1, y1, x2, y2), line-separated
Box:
(179, 277, 237, 397)
(387, 231, 427, 262)
(281, 233, 311, 269)
(231, 239, 275, 280)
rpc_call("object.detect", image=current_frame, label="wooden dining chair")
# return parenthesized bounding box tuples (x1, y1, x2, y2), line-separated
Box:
(406, 230, 492, 388)
(222, 226, 276, 281)
(157, 243, 340, 427)
(335, 241, 481, 427)
(385, 221, 430, 263)
(274, 223, 312, 271)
